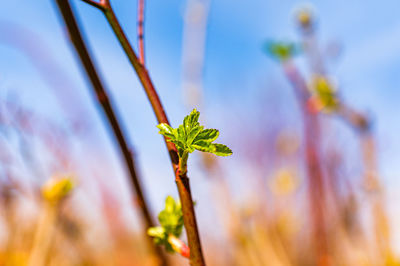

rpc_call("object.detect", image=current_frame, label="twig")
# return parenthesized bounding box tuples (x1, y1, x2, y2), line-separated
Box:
(175, 165, 205, 265)
(336, 103, 371, 133)
(28, 201, 58, 266)
(137, 0, 145, 65)
(298, 16, 391, 259)
(52, 1, 168, 265)
(81, 0, 107, 11)
(76, 1, 206, 264)
(282, 61, 329, 266)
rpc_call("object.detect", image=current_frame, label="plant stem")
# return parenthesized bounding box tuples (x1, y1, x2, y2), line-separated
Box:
(336, 103, 370, 133)
(179, 151, 189, 175)
(77, 1, 206, 265)
(282, 61, 329, 266)
(176, 170, 206, 265)
(101, 6, 178, 161)
(175, 151, 205, 264)
(300, 23, 391, 259)
(137, 0, 145, 65)
(52, 1, 168, 265)
(28, 202, 58, 266)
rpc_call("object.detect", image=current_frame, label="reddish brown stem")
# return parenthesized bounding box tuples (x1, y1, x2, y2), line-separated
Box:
(101, 6, 178, 159)
(303, 114, 329, 266)
(336, 103, 371, 134)
(52, 1, 168, 265)
(81, 0, 107, 10)
(137, 0, 145, 65)
(300, 22, 391, 259)
(176, 170, 205, 265)
(77, 1, 206, 265)
(283, 61, 329, 266)
(299, 19, 371, 135)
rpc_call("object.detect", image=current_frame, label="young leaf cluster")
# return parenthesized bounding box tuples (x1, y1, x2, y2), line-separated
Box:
(157, 109, 232, 158)
(264, 41, 300, 61)
(147, 196, 184, 253)
(310, 75, 339, 112)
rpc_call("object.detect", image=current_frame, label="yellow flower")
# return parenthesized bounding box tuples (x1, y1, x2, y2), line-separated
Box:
(42, 177, 74, 203)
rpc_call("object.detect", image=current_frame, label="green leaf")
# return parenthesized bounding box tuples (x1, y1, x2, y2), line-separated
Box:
(165, 196, 175, 213)
(193, 129, 219, 144)
(148, 196, 194, 254)
(157, 196, 184, 237)
(311, 76, 339, 112)
(264, 41, 299, 61)
(158, 210, 169, 226)
(210, 143, 233, 156)
(148, 226, 165, 239)
(156, 109, 232, 162)
(192, 140, 214, 153)
(183, 109, 200, 133)
(186, 125, 204, 146)
(157, 123, 176, 140)
(177, 125, 186, 142)
(174, 142, 185, 157)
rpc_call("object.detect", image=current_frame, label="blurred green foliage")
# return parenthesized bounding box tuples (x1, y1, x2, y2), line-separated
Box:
(147, 196, 184, 253)
(264, 41, 300, 61)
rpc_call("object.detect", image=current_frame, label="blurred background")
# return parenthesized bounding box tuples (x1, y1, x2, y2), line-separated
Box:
(0, 0, 399, 265)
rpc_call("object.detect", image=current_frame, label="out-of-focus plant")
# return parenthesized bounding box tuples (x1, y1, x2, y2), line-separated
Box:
(295, 6, 315, 33)
(264, 41, 300, 62)
(307, 75, 339, 113)
(264, 36, 330, 266)
(148, 196, 190, 258)
(28, 176, 74, 266)
(269, 168, 299, 196)
(42, 177, 75, 204)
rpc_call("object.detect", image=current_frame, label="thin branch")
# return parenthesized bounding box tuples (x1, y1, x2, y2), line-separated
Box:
(298, 19, 391, 258)
(80, 0, 106, 10)
(78, 1, 206, 265)
(282, 61, 329, 265)
(52, 1, 169, 265)
(337, 103, 371, 133)
(137, 0, 145, 65)
(175, 170, 205, 265)
(297, 16, 372, 135)
(28, 201, 58, 266)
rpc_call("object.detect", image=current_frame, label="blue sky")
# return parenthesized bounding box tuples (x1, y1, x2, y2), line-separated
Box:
(1, 0, 400, 249)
